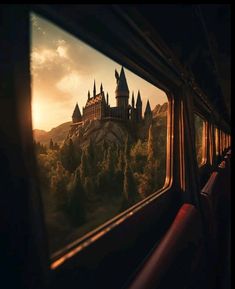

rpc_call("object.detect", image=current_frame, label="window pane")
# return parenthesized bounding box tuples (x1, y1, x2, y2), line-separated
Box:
(215, 127, 219, 155)
(31, 14, 168, 255)
(194, 114, 206, 166)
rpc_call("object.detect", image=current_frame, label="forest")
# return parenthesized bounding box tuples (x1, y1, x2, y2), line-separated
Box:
(35, 112, 167, 253)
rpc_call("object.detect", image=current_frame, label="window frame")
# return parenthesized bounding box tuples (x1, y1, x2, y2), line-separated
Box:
(3, 5, 223, 289)
(194, 112, 207, 168)
(29, 9, 176, 272)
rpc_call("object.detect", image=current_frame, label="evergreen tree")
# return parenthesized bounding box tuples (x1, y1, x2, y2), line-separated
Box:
(52, 161, 69, 211)
(147, 124, 154, 163)
(35, 141, 47, 154)
(124, 134, 131, 162)
(144, 124, 156, 194)
(67, 139, 78, 173)
(66, 168, 86, 226)
(49, 138, 54, 150)
(122, 161, 139, 209)
(60, 139, 81, 173)
(80, 150, 89, 183)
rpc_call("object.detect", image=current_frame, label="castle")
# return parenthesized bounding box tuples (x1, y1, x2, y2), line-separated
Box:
(72, 67, 152, 125)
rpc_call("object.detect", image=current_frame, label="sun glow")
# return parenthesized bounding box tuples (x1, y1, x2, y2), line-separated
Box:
(31, 99, 41, 130)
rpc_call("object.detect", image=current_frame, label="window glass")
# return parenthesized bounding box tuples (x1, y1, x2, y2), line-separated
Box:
(194, 114, 206, 166)
(31, 14, 168, 254)
(221, 131, 225, 152)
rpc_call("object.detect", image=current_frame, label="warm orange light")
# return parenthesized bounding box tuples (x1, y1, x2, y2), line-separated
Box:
(31, 99, 41, 130)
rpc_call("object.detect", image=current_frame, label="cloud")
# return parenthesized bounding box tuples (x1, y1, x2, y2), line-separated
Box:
(56, 71, 80, 97)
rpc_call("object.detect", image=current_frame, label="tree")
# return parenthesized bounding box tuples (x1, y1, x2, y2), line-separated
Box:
(49, 138, 54, 150)
(60, 139, 81, 173)
(66, 168, 86, 226)
(147, 124, 154, 163)
(79, 149, 89, 183)
(35, 141, 47, 154)
(122, 161, 139, 210)
(51, 161, 69, 211)
(130, 139, 147, 173)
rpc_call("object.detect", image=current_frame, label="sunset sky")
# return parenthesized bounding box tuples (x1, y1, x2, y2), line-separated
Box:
(31, 13, 167, 131)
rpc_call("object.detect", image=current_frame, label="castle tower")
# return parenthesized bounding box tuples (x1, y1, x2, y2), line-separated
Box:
(93, 80, 96, 98)
(131, 92, 136, 120)
(72, 103, 82, 123)
(144, 100, 152, 120)
(88, 90, 90, 100)
(136, 90, 142, 121)
(132, 91, 135, 108)
(115, 67, 129, 119)
(100, 83, 103, 93)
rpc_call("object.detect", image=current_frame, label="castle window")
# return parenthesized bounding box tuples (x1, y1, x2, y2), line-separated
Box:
(31, 13, 169, 261)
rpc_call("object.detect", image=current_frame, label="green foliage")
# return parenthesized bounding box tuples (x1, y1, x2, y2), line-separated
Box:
(147, 123, 155, 163)
(35, 113, 168, 252)
(35, 141, 47, 154)
(122, 161, 139, 209)
(130, 139, 147, 173)
(49, 138, 54, 150)
(60, 138, 81, 173)
(66, 169, 86, 226)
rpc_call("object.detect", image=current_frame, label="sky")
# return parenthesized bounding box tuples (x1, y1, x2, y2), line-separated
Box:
(31, 13, 168, 131)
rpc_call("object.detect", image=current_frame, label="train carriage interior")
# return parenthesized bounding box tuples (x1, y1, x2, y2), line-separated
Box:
(0, 4, 231, 289)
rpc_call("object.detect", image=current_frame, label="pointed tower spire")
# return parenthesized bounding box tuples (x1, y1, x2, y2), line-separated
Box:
(88, 90, 90, 100)
(93, 80, 96, 98)
(115, 69, 119, 84)
(132, 91, 135, 108)
(136, 90, 142, 121)
(106, 92, 109, 105)
(100, 83, 103, 93)
(72, 103, 82, 123)
(144, 99, 152, 120)
(115, 67, 129, 96)
(136, 90, 142, 105)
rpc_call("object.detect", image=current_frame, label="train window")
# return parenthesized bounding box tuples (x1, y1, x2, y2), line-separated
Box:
(215, 127, 219, 156)
(227, 134, 229, 148)
(30, 13, 169, 255)
(219, 130, 223, 155)
(208, 124, 213, 165)
(225, 133, 228, 149)
(220, 131, 225, 153)
(194, 114, 206, 166)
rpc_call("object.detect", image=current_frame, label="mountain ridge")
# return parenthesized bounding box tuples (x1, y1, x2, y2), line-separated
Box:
(33, 103, 167, 147)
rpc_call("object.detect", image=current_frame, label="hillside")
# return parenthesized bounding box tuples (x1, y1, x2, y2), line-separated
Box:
(33, 121, 71, 146)
(33, 102, 167, 148)
(66, 102, 168, 149)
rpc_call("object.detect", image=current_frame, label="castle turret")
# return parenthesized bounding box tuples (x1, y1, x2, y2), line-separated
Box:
(72, 103, 82, 123)
(93, 80, 96, 98)
(100, 83, 103, 93)
(88, 90, 90, 100)
(144, 100, 152, 120)
(136, 90, 142, 121)
(115, 67, 129, 119)
(132, 92, 135, 108)
(106, 92, 109, 105)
